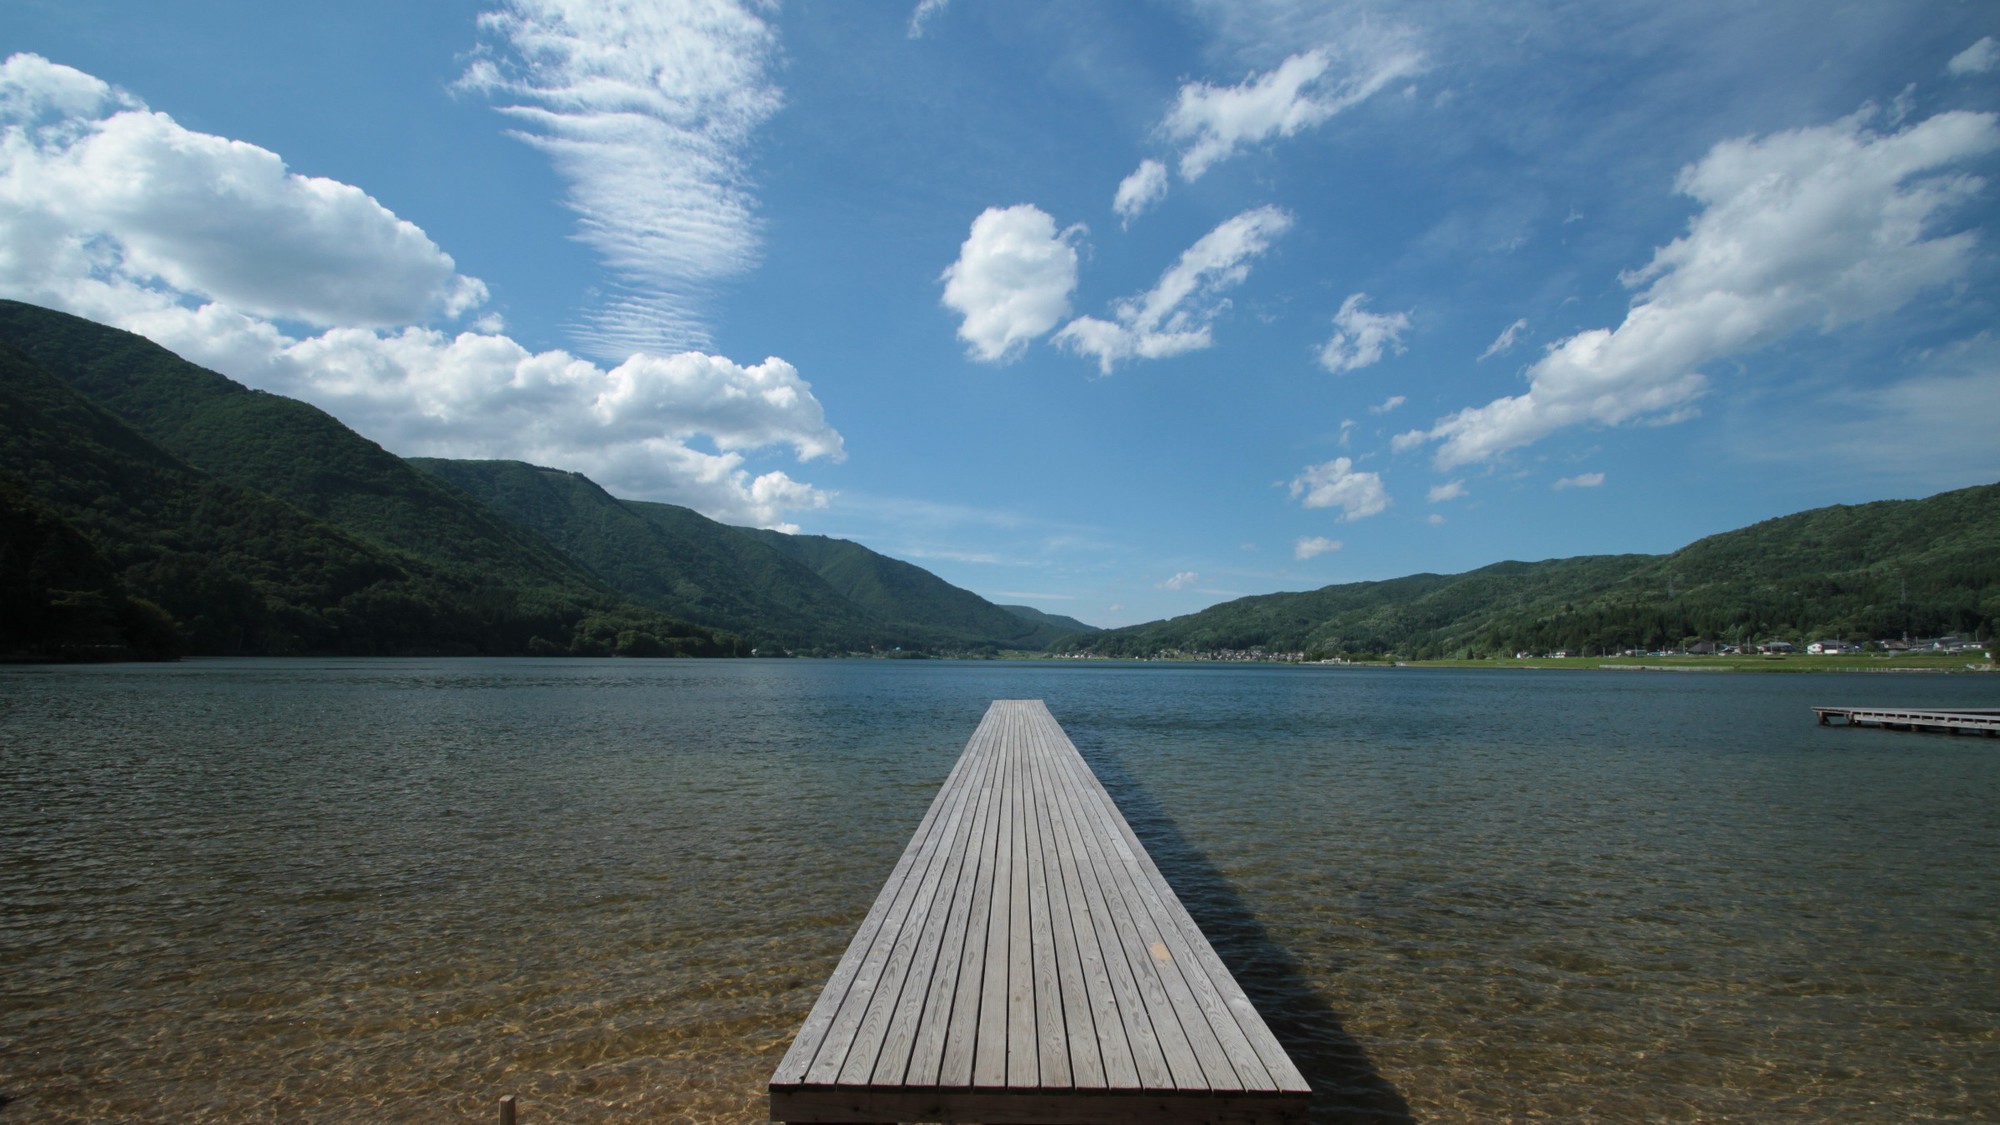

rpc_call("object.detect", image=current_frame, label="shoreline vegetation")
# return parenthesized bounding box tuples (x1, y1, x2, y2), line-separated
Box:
(3, 300, 1995, 666)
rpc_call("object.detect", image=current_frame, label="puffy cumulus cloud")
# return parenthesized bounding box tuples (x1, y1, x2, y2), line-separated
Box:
(1427, 479, 1466, 503)
(1159, 571, 1199, 590)
(939, 204, 1083, 363)
(1553, 472, 1605, 490)
(1113, 159, 1169, 225)
(1318, 292, 1411, 374)
(461, 0, 781, 359)
(1056, 205, 1292, 373)
(1162, 37, 1424, 180)
(1478, 317, 1528, 361)
(1948, 37, 1998, 77)
(0, 54, 486, 329)
(1288, 457, 1389, 520)
(0, 54, 842, 531)
(1293, 535, 1342, 560)
(1370, 394, 1405, 414)
(1406, 106, 2000, 470)
(135, 308, 843, 527)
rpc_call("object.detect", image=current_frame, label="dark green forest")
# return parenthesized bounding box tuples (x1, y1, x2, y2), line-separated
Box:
(1061, 483, 2000, 660)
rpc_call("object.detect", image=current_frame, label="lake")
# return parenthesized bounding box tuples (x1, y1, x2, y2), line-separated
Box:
(2, 658, 1996, 1121)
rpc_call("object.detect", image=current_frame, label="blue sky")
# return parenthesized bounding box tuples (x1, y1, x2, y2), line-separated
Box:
(4, 1, 1997, 628)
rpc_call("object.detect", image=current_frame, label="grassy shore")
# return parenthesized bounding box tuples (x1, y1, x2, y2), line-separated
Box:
(1404, 652, 1994, 673)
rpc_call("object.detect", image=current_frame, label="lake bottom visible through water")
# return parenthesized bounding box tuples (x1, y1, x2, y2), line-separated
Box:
(2, 658, 1996, 1121)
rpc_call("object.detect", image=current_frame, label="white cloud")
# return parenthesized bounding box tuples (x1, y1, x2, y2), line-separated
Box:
(1288, 457, 1389, 520)
(0, 54, 485, 329)
(1427, 479, 1466, 503)
(907, 0, 950, 38)
(1318, 292, 1411, 374)
(1162, 38, 1425, 179)
(1425, 513, 1446, 526)
(1293, 535, 1342, 560)
(1113, 158, 1169, 225)
(1390, 428, 1428, 452)
(939, 204, 1083, 363)
(1478, 317, 1528, 361)
(1159, 571, 1199, 590)
(460, 0, 780, 359)
(1370, 394, 1405, 414)
(1056, 205, 1292, 372)
(1553, 472, 1605, 490)
(1948, 37, 1999, 77)
(1403, 106, 2000, 469)
(0, 53, 841, 531)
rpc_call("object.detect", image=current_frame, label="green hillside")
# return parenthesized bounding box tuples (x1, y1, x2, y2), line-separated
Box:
(415, 457, 1073, 652)
(0, 308, 743, 659)
(744, 529, 1072, 650)
(412, 458, 886, 649)
(1066, 483, 2000, 660)
(998, 604, 1099, 636)
(0, 301, 591, 591)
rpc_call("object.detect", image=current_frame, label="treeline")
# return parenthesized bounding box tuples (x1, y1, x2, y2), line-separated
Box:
(1063, 483, 2000, 661)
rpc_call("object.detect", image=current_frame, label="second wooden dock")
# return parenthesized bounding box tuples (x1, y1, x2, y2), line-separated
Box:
(769, 699, 1310, 1124)
(1814, 706, 2000, 736)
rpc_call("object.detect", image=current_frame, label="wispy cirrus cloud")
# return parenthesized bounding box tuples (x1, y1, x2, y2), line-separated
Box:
(1478, 317, 1528, 361)
(1113, 158, 1169, 225)
(1056, 205, 1292, 372)
(1162, 37, 1425, 180)
(459, 0, 781, 360)
(907, 0, 950, 39)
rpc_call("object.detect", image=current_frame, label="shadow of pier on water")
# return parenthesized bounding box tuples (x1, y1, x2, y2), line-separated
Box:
(1074, 734, 1415, 1125)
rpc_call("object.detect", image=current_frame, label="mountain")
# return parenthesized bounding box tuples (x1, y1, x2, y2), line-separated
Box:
(997, 604, 1099, 635)
(1065, 483, 2000, 659)
(743, 528, 1072, 650)
(0, 303, 743, 659)
(413, 457, 1074, 652)
(0, 301, 592, 592)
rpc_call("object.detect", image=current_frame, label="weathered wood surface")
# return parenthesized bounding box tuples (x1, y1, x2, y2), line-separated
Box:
(770, 700, 1309, 1124)
(1814, 706, 2000, 736)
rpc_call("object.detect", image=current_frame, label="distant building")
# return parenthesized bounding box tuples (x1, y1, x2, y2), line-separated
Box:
(1762, 641, 1798, 654)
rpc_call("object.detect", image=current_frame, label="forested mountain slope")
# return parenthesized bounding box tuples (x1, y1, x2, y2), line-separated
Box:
(1065, 483, 2000, 659)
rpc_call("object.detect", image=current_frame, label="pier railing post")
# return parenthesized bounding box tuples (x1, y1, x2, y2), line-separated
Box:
(499, 1094, 518, 1125)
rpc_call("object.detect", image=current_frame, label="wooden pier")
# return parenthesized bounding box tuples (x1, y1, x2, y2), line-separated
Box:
(770, 700, 1310, 1124)
(1814, 706, 2000, 736)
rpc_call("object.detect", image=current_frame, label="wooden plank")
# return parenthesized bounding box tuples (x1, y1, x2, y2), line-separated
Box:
(771, 699, 1311, 1124)
(774, 1087, 1307, 1124)
(971, 704, 1018, 1088)
(1022, 712, 1107, 1089)
(772, 730, 990, 1086)
(934, 706, 1009, 1087)
(1005, 703, 1041, 1087)
(850, 716, 998, 1085)
(1020, 707, 1073, 1088)
(1047, 740, 1274, 1090)
(881, 711, 1006, 1085)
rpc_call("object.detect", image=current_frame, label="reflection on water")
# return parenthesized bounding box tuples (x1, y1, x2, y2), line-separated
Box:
(2, 659, 1996, 1121)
